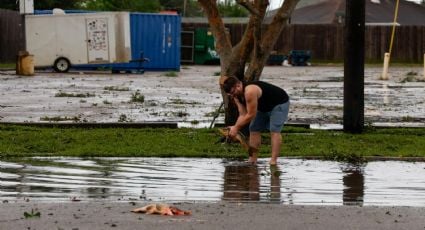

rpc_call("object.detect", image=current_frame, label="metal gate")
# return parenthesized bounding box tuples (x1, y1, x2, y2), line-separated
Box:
(181, 31, 194, 63)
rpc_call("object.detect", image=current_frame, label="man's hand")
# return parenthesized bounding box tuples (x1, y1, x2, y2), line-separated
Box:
(232, 96, 240, 104)
(228, 126, 239, 138)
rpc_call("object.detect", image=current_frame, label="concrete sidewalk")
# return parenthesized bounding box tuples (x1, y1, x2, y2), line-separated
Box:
(1, 201, 424, 230)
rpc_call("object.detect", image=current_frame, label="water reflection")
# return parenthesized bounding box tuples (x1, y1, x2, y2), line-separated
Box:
(269, 165, 282, 202)
(342, 165, 364, 206)
(0, 158, 424, 206)
(222, 164, 282, 203)
(223, 164, 260, 201)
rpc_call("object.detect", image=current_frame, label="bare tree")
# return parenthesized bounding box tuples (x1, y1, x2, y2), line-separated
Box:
(197, 0, 300, 125)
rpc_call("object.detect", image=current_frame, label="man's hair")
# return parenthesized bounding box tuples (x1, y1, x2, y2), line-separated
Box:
(222, 76, 240, 93)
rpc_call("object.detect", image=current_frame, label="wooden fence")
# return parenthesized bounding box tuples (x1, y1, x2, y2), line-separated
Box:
(0, 9, 25, 63)
(183, 23, 425, 63)
(1, 10, 423, 63)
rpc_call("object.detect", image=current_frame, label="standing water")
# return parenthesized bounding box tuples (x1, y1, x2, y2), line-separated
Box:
(0, 157, 424, 206)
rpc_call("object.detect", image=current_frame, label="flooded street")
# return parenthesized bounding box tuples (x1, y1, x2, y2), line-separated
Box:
(1, 66, 424, 126)
(1, 66, 425, 207)
(1, 157, 424, 206)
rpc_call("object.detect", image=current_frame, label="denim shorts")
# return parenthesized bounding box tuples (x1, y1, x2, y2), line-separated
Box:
(249, 100, 290, 133)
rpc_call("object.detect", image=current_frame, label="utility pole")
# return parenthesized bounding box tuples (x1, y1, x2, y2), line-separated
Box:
(183, 0, 187, 17)
(344, 0, 365, 133)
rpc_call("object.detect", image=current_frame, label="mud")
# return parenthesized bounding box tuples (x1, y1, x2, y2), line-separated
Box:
(0, 66, 424, 126)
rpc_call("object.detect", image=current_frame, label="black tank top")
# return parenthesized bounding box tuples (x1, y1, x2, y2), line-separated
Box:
(246, 81, 289, 112)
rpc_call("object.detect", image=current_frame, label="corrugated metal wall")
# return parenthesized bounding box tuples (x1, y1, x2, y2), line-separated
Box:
(130, 13, 181, 71)
(0, 9, 25, 63)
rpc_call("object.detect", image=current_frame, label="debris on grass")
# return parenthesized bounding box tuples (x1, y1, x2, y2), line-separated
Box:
(130, 91, 145, 103)
(24, 209, 41, 218)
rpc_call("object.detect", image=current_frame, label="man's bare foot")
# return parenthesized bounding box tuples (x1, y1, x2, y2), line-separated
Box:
(269, 159, 277, 165)
(248, 157, 257, 164)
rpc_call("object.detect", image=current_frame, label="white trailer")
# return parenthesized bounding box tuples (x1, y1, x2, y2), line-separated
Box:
(25, 12, 131, 72)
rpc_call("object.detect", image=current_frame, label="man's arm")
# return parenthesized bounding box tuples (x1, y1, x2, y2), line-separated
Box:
(229, 85, 260, 137)
(233, 96, 246, 116)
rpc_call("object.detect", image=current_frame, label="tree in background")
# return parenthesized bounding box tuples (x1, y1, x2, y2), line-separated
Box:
(160, 0, 203, 16)
(0, 0, 249, 16)
(159, 0, 247, 17)
(197, 0, 300, 125)
(217, 0, 248, 17)
(0, 0, 19, 10)
(0, 0, 84, 10)
(83, 0, 161, 12)
(34, 0, 85, 9)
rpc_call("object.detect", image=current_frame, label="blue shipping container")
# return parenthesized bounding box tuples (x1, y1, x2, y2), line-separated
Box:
(129, 13, 181, 71)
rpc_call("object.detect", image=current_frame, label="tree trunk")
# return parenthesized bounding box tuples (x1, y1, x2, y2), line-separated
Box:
(198, 0, 300, 126)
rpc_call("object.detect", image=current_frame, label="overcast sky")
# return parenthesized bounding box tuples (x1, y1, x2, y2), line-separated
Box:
(220, 0, 422, 11)
(267, 0, 422, 9)
(219, 0, 283, 9)
(269, 0, 284, 9)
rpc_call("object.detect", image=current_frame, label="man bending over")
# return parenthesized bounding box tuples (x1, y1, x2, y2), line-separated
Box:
(222, 76, 290, 165)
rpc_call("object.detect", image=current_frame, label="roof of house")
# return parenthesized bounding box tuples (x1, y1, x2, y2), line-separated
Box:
(265, 0, 425, 25)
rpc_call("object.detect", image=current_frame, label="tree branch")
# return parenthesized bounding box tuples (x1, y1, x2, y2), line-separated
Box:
(245, 0, 300, 81)
(197, 0, 233, 71)
(244, 0, 271, 81)
(262, 0, 300, 50)
(236, 0, 260, 16)
(228, 0, 269, 81)
(227, 17, 255, 79)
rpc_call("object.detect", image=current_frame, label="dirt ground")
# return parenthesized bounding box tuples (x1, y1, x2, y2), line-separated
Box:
(1, 65, 424, 127)
(1, 201, 424, 230)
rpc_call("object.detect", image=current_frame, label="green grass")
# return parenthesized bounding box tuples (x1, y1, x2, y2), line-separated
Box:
(0, 63, 15, 69)
(130, 91, 144, 103)
(164, 71, 178, 77)
(103, 86, 130, 91)
(40, 116, 81, 122)
(55, 91, 95, 98)
(0, 124, 424, 162)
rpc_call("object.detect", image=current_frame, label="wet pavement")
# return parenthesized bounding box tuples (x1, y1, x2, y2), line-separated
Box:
(1, 157, 424, 206)
(0, 66, 424, 126)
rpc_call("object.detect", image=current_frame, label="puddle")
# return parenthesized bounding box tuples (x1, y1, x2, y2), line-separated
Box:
(310, 123, 343, 130)
(1, 157, 424, 206)
(177, 122, 213, 129)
